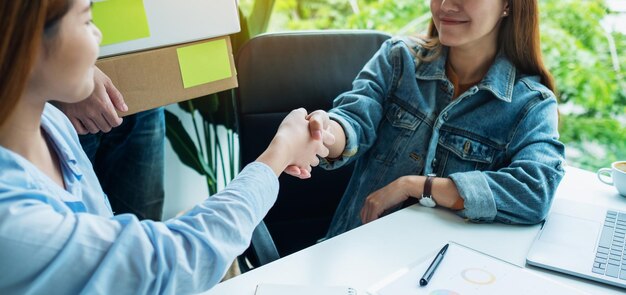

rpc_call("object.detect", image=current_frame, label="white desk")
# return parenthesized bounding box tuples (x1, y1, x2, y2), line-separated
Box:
(206, 166, 626, 294)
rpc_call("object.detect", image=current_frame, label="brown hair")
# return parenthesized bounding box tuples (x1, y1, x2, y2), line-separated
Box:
(417, 0, 555, 92)
(0, 0, 72, 127)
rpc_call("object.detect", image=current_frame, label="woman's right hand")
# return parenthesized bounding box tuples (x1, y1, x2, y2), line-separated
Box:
(306, 110, 335, 145)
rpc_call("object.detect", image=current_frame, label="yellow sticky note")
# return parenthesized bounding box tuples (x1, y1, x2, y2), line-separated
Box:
(176, 40, 232, 89)
(92, 0, 150, 46)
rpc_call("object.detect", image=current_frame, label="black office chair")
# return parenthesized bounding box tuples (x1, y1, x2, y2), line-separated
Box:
(234, 30, 391, 272)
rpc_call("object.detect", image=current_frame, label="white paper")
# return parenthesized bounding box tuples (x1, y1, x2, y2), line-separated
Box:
(255, 283, 357, 295)
(368, 242, 588, 295)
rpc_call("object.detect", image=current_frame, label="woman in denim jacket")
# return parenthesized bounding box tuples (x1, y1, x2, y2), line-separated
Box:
(297, 0, 566, 238)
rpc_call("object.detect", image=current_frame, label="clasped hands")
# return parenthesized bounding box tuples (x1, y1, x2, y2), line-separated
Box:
(278, 109, 415, 224)
(269, 109, 336, 180)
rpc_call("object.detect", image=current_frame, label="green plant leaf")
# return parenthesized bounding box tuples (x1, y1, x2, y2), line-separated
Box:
(248, 0, 276, 36)
(164, 109, 217, 183)
(211, 90, 237, 130)
(232, 7, 252, 55)
(180, 94, 218, 115)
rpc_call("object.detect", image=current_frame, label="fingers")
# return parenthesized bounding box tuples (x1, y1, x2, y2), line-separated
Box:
(309, 122, 323, 140)
(360, 178, 410, 223)
(98, 112, 121, 133)
(286, 166, 311, 179)
(360, 199, 375, 224)
(68, 117, 88, 135)
(79, 117, 100, 134)
(84, 101, 118, 133)
(290, 108, 308, 118)
(75, 109, 116, 134)
(317, 144, 330, 159)
(99, 100, 123, 132)
(105, 79, 128, 113)
(307, 111, 335, 154)
(306, 110, 328, 141)
(360, 197, 384, 224)
(305, 110, 329, 127)
(284, 165, 315, 179)
(298, 167, 312, 179)
(84, 66, 122, 132)
(360, 201, 369, 223)
(90, 75, 122, 132)
(322, 128, 336, 146)
(310, 155, 320, 167)
(360, 186, 397, 224)
(284, 165, 302, 177)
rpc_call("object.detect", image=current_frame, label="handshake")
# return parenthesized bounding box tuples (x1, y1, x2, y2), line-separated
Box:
(256, 108, 344, 179)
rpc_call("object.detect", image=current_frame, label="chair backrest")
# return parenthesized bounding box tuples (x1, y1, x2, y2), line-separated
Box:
(235, 30, 391, 261)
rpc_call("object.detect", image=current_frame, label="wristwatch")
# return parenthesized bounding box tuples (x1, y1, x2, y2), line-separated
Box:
(419, 173, 437, 208)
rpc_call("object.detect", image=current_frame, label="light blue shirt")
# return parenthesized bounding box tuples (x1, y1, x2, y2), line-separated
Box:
(0, 104, 279, 294)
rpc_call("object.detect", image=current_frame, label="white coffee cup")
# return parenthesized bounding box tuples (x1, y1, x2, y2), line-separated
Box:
(597, 161, 626, 197)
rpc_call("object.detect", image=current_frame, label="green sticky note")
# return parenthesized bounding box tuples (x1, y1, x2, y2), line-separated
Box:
(92, 0, 150, 46)
(177, 40, 232, 89)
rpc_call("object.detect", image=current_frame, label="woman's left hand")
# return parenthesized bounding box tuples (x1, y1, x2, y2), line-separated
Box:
(360, 176, 414, 224)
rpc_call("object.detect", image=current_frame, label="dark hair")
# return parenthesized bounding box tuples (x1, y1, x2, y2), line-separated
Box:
(417, 0, 555, 92)
(0, 0, 73, 127)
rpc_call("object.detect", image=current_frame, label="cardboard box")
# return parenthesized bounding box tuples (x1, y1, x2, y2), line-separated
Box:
(96, 35, 237, 116)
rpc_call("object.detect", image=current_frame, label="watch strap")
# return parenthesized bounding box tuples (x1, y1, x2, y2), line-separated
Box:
(400, 174, 437, 209)
(423, 174, 435, 198)
(419, 173, 437, 207)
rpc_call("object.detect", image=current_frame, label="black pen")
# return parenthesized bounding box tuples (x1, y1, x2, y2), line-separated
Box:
(419, 243, 449, 286)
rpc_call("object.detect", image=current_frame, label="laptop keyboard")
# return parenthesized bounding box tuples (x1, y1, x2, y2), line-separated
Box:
(592, 210, 626, 280)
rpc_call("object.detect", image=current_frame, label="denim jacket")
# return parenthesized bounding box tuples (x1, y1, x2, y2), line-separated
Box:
(322, 38, 565, 238)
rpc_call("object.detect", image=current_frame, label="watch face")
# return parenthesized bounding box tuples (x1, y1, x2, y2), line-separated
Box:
(419, 196, 437, 208)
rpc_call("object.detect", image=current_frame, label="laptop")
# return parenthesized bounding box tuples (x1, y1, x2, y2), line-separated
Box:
(527, 198, 626, 288)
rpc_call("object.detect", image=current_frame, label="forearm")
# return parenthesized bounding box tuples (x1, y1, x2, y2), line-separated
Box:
(432, 177, 464, 209)
(402, 176, 464, 210)
(451, 166, 562, 224)
(0, 163, 278, 294)
(327, 119, 346, 159)
(256, 134, 291, 176)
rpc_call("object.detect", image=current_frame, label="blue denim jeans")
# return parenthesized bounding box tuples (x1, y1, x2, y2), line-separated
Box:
(79, 107, 165, 220)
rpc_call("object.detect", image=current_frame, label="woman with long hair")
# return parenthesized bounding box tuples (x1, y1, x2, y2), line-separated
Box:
(0, 0, 328, 293)
(300, 0, 566, 237)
